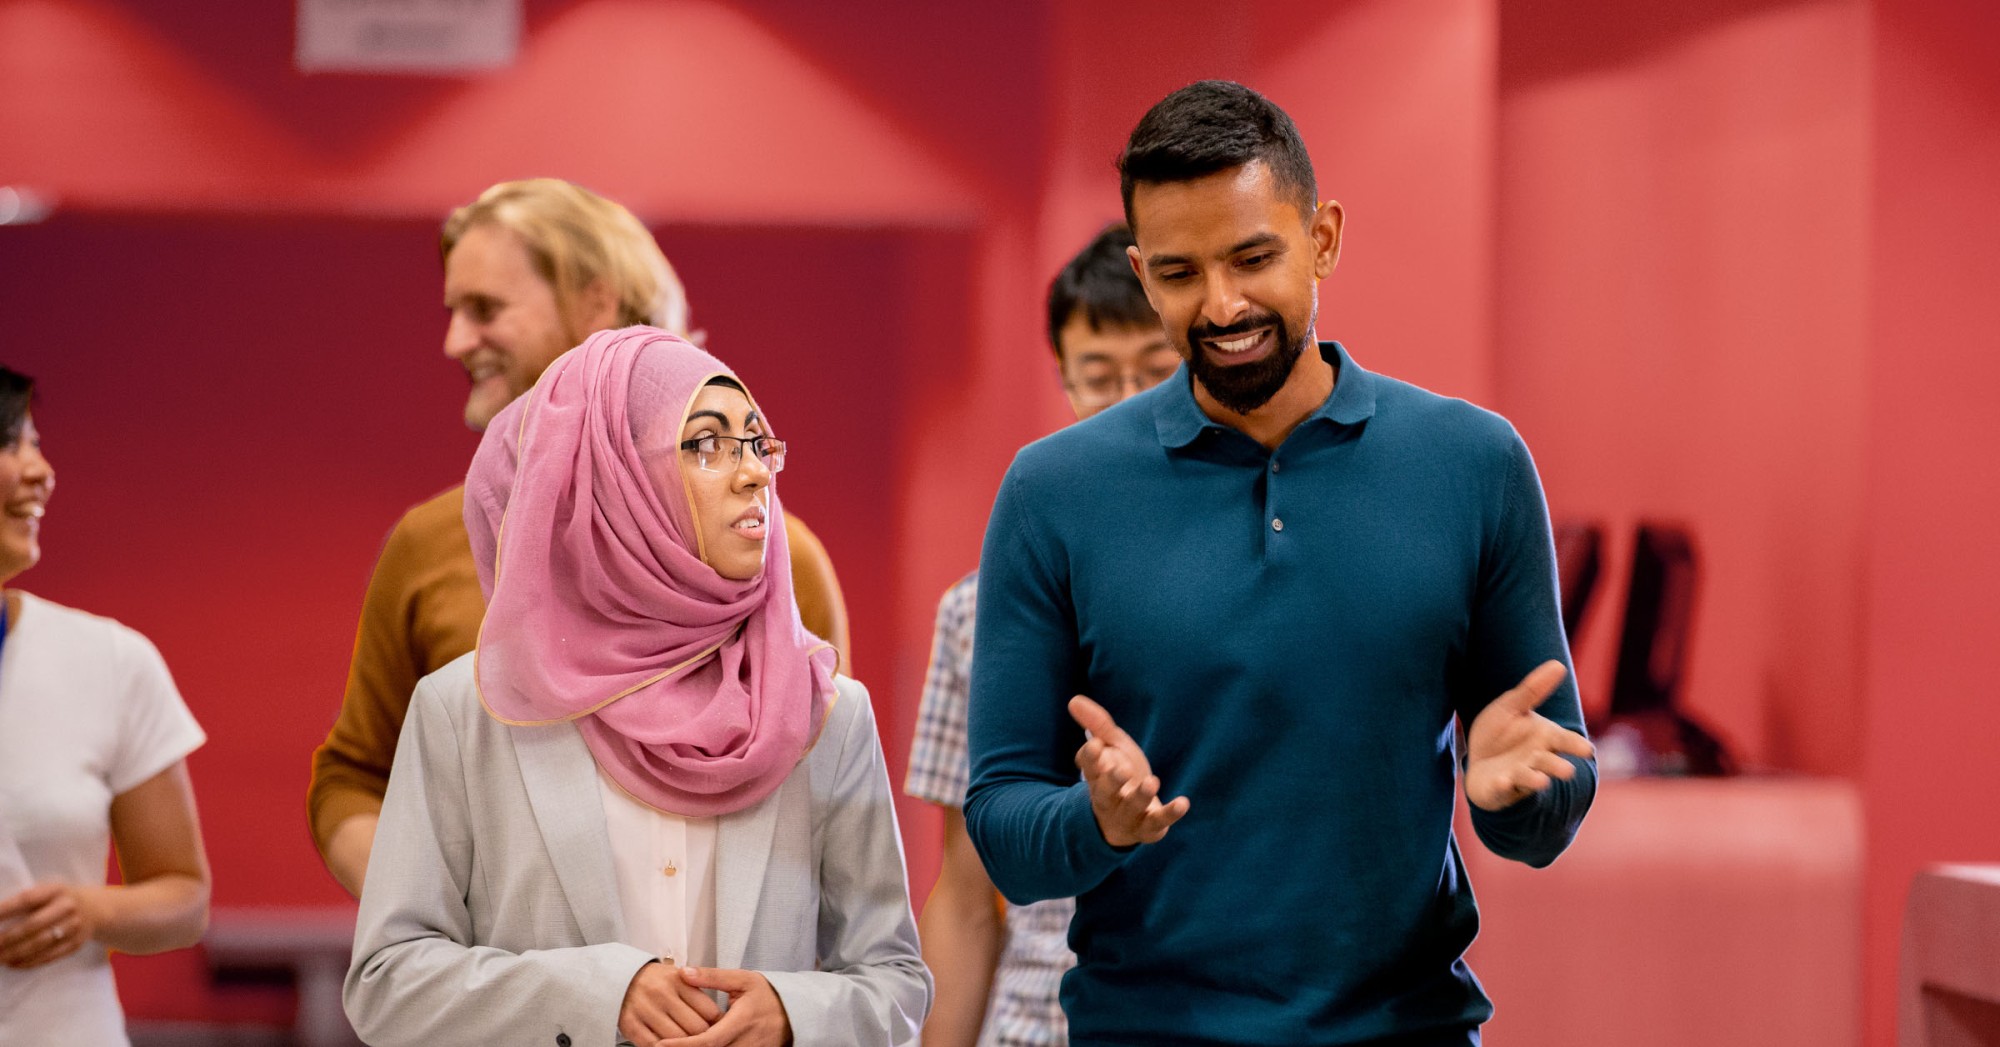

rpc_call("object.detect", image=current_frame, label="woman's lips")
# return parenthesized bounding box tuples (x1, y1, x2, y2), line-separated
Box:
(730, 505, 767, 541)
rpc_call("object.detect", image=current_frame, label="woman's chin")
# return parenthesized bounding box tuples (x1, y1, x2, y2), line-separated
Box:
(712, 543, 768, 582)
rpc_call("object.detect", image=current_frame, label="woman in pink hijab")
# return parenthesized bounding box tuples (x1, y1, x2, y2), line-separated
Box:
(345, 328, 929, 1047)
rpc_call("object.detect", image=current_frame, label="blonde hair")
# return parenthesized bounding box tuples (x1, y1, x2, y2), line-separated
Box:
(440, 178, 691, 341)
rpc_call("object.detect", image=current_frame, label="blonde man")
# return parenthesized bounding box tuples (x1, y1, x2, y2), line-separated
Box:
(309, 179, 851, 897)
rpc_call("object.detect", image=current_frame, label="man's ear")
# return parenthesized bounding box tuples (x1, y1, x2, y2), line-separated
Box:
(573, 278, 620, 332)
(1126, 244, 1163, 314)
(1311, 201, 1345, 280)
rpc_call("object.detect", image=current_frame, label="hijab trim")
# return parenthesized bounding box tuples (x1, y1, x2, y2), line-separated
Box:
(676, 371, 725, 567)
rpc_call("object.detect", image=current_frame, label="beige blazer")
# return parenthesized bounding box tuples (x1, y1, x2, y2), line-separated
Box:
(343, 656, 929, 1047)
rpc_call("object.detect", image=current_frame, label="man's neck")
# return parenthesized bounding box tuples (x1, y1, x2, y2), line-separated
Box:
(1193, 342, 1336, 452)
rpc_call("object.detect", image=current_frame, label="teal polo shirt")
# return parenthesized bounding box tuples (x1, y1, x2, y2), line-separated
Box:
(966, 342, 1595, 1047)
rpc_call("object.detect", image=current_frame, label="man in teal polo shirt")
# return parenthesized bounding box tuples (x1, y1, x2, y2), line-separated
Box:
(965, 81, 1597, 1047)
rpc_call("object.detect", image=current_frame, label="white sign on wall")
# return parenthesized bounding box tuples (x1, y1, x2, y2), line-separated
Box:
(297, 0, 522, 74)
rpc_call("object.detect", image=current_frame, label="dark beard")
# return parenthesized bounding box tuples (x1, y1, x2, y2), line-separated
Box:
(1185, 312, 1308, 416)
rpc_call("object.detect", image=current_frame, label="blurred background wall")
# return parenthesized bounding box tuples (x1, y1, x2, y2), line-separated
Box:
(2, 0, 1996, 1042)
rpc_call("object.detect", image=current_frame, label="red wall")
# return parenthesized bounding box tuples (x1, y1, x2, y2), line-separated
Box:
(1495, 0, 1872, 773)
(1863, 0, 2000, 1040)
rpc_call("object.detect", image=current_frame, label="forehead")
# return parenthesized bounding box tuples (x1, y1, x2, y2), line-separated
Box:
(683, 382, 755, 425)
(1130, 161, 1304, 259)
(443, 222, 544, 294)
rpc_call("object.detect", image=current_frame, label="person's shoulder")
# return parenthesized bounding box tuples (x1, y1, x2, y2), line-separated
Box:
(367, 486, 474, 598)
(391, 484, 470, 546)
(1367, 369, 1522, 450)
(14, 591, 163, 666)
(817, 673, 878, 748)
(830, 673, 872, 721)
(938, 570, 978, 612)
(1006, 392, 1157, 488)
(410, 650, 483, 725)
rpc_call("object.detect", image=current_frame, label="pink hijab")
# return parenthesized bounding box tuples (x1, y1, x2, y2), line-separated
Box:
(465, 326, 837, 817)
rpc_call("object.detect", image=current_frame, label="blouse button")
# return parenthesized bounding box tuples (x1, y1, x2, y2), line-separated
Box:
(662, 860, 679, 877)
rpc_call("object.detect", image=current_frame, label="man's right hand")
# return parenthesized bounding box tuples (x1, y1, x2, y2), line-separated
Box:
(619, 959, 723, 1044)
(1069, 696, 1189, 848)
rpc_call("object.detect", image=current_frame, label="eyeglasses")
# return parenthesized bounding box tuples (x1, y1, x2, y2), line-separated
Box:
(678, 435, 787, 474)
(1064, 366, 1181, 408)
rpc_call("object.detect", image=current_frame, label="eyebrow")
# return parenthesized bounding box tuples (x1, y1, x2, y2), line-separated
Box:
(1146, 232, 1284, 270)
(683, 409, 763, 431)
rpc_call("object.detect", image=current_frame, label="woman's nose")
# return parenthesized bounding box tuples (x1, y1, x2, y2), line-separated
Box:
(735, 449, 771, 489)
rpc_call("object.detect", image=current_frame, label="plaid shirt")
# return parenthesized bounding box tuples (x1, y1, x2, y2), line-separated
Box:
(907, 573, 1075, 1047)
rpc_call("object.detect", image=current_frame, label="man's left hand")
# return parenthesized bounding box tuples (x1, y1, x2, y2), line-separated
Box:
(1465, 661, 1595, 812)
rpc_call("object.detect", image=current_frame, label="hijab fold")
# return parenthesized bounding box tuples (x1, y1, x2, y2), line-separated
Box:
(465, 326, 835, 817)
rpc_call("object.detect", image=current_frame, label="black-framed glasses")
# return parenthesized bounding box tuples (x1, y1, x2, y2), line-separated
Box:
(678, 434, 787, 474)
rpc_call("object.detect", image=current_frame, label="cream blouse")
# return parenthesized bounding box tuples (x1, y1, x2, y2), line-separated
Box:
(595, 768, 718, 968)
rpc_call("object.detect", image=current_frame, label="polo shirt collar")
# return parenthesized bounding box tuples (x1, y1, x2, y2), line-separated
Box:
(1153, 340, 1377, 449)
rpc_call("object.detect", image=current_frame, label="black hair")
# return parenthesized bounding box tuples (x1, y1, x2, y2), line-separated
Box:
(0, 366, 33, 445)
(1045, 224, 1158, 360)
(1118, 80, 1318, 233)
(703, 375, 747, 394)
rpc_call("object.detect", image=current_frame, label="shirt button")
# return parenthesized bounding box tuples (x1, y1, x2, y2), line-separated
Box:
(662, 860, 679, 877)
(1272, 518, 1285, 532)
(1270, 460, 1281, 473)
(556, 1035, 572, 1047)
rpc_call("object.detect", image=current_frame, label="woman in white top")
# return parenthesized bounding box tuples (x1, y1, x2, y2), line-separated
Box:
(0, 366, 211, 1044)
(345, 328, 928, 1047)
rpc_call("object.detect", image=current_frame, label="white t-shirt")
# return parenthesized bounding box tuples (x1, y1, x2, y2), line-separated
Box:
(0, 591, 205, 1045)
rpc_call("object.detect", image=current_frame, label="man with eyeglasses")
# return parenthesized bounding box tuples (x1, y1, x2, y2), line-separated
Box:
(906, 224, 1174, 1047)
(308, 179, 850, 899)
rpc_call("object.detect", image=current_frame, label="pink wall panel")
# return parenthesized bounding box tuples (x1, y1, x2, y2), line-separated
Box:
(1863, 0, 2000, 1040)
(1494, 0, 1871, 774)
(1254, 0, 1500, 404)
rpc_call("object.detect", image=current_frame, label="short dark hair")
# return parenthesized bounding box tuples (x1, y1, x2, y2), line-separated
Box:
(1118, 80, 1318, 232)
(0, 367, 33, 445)
(1046, 225, 1158, 360)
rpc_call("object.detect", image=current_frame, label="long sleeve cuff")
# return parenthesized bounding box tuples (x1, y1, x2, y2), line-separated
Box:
(1467, 754, 1597, 868)
(967, 780, 1136, 905)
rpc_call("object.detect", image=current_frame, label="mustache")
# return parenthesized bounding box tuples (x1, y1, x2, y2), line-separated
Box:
(1188, 312, 1283, 343)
